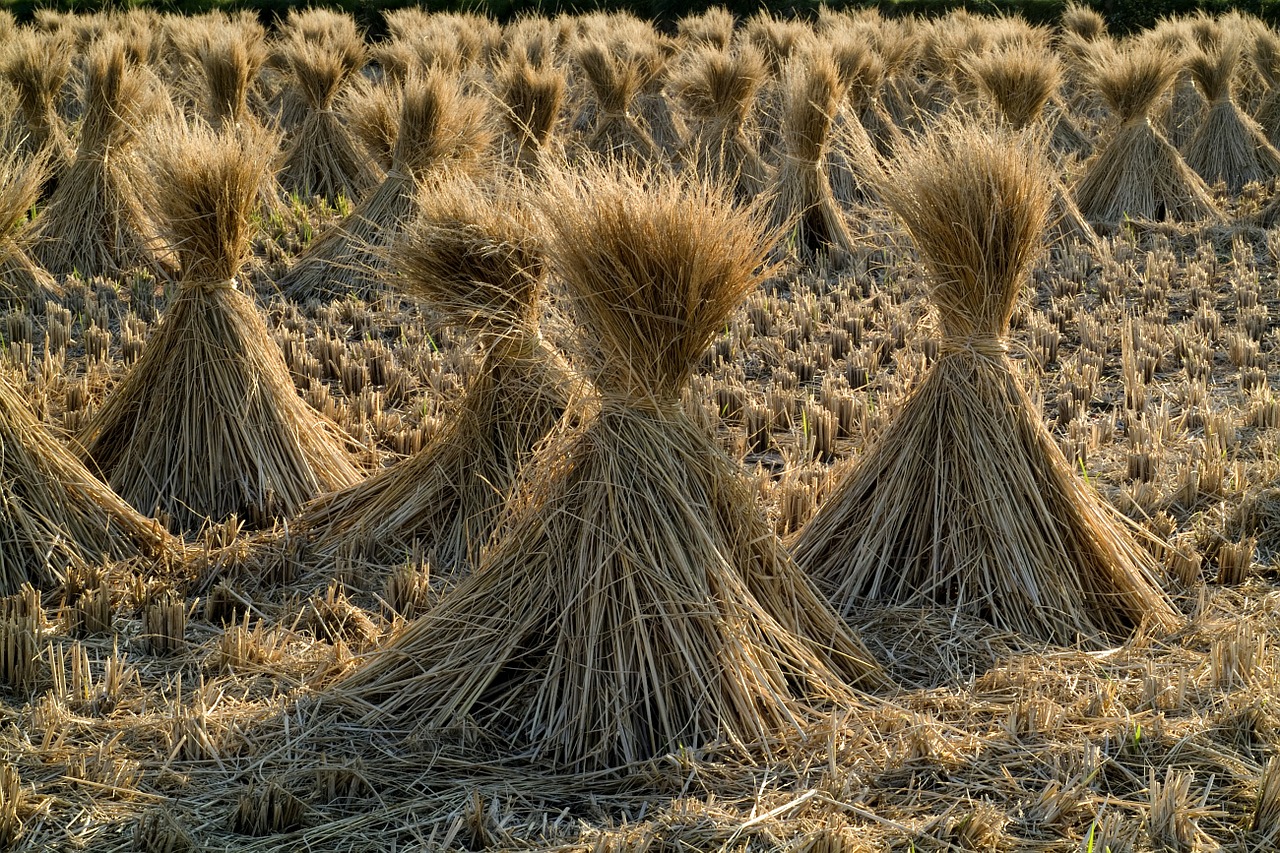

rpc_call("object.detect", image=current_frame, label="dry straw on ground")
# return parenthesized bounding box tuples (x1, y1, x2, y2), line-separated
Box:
(298, 175, 574, 572)
(28, 36, 170, 279)
(793, 122, 1180, 647)
(0, 370, 171, 595)
(1073, 40, 1218, 223)
(278, 68, 493, 302)
(76, 123, 360, 533)
(1182, 31, 1280, 193)
(336, 164, 882, 771)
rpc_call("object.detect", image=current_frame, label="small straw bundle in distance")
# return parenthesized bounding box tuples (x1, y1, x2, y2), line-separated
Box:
(336, 165, 882, 771)
(76, 124, 361, 534)
(574, 40, 659, 163)
(198, 26, 267, 132)
(495, 56, 566, 177)
(1061, 3, 1107, 41)
(0, 371, 171, 595)
(793, 124, 1180, 647)
(278, 69, 493, 303)
(964, 43, 1098, 249)
(677, 6, 736, 51)
(1073, 41, 1218, 224)
(0, 148, 58, 307)
(298, 177, 573, 572)
(828, 32, 902, 159)
(671, 45, 770, 200)
(272, 22, 378, 203)
(1, 30, 74, 182)
(1182, 32, 1280, 193)
(1251, 28, 1280, 148)
(28, 37, 169, 279)
(767, 52, 856, 258)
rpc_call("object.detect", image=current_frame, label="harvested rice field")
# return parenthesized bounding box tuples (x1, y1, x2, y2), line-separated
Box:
(5, 4, 1280, 851)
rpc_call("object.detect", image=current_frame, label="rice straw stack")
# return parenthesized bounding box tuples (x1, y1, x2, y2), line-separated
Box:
(298, 177, 573, 572)
(273, 20, 378, 203)
(671, 45, 769, 201)
(28, 37, 170, 279)
(965, 43, 1098, 248)
(77, 124, 360, 533)
(495, 56, 566, 177)
(198, 25, 267, 132)
(1251, 28, 1280, 148)
(767, 52, 856, 258)
(1061, 3, 1107, 41)
(0, 371, 171, 595)
(278, 69, 493, 303)
(793, 123, 1180, 647)
(677, 7, 736, 51)
(574, 40, 659, 163)
(1182, 32, 1280, 192)
(1073, 41, 1218, 223)
(0, 148, 58, 307)
(828, 32, 902, 159)
(336, 165, 882, 771)
(1, 30, 74, 182)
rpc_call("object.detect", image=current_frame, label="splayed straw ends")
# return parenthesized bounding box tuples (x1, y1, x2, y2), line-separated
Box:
(496, 56, 566, 176)
(76, 124, 360, 533)
(1, 30, 74, 176)
(0, 148, 58, 306)
(793, 123, 1180, 647)
(1182, 33, 1280, 193)
(298, 176, 573, 572)
(0, 371, 172, 595)
(278, 68, 493, 303)
(1073, 42, 1218, 223)
(28, 36, 170, 278)
(336, 164, 882, 771)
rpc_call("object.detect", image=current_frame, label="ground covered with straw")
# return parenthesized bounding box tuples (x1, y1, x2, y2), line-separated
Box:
(7, 5, 1280, 852)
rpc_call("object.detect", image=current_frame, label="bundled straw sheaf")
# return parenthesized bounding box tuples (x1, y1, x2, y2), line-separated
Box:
(496, 57, 566, 175)
(677, 6, 736, 50)
(794, 123, 1180, 647)
(1074, 42, 1218, 223)
(279, 68, 493, 302)
(1251, 28, 1280, 147)
(768, 52, 857, 257)
(337, 165, 882, 771)
(29, 37, 170, 278)
(1061, 2, 1106, 41)
(0, 148, 58, 306)
(1, 30, 74, 175)
(828, 32, 902, 158)
(298, 176, 572, 571)
(1182, 32, 1280, 192)
(77, 124, 360, 533)
(273, 23, 378, 203)
(199, 26, 267, 131)
(575, 40, 659, 162)
(672, 45, 770, 200)
(0, 371, 171, 595)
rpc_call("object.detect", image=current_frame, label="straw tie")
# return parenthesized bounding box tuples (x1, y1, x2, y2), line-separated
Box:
(939, 337, 1009, 360)
(192, 278, 239, 292)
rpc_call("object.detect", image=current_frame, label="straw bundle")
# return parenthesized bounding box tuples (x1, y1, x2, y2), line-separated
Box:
(337, 165, 881, 771)
(273, 23, 377, 203)
(767, 53, 856, 257)
(672, 45, 769, 200)
(965, 43, 1097, 248)
(793, 124, 1180, 647)
(1251, 28, 1280, 148)
(77, 124, 360, 533)
(828, 33, 901, 159)
(299, 177, 573, 571)
(496, 57, 566, 176)
(344, 77, 399, 172)
(0, 371, 170, 595)
(1, 30, 73, 179)
(28, 37, 169, 279)
(198, 26, 266, 132)
(575, 40, 659, 163)
(1073, 42, 1217, 223)
(1061, 3, 1106, 41)
(678, 7, 736, 50)
(278, 69, 493, 303)
(1182, 33, 1280, 192)
(0, 148, 57, 307)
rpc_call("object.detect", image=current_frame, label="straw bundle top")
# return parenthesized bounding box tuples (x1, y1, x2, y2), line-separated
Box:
(541, 167, 770, 403)
(829, 33, 887, 111)
(80, 37, 153, 154)
(967, 42, 1062, 129)
(274, 28, 365, 110)
(397, 177, 545, 337)
(782, 53, 845, 165)
(1090, 42, 1177, 124)
(673, 45, 765, 124)
(878, 126, 1051, 346)
(0, 149, 45, 239)
(392, 68, 492, 178)
(1186, 31, 1242, 103)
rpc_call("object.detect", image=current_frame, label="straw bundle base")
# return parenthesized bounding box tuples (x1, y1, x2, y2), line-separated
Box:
(1074, 118, 1218, 223)
(679, 120, 769, 202)
(278, 174, 413, 302)
(0, 247, 60, 307)
(77, 284, 360, 533)
(301, 345, 570, 572)
(793, 351, 1180, 647)
(279, 110, 379, 204)
(337, 403, 879, 771)
(1, 377, 170, 594)
(1183, 100, 1280, 193)
(770, 157, 857, 258)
